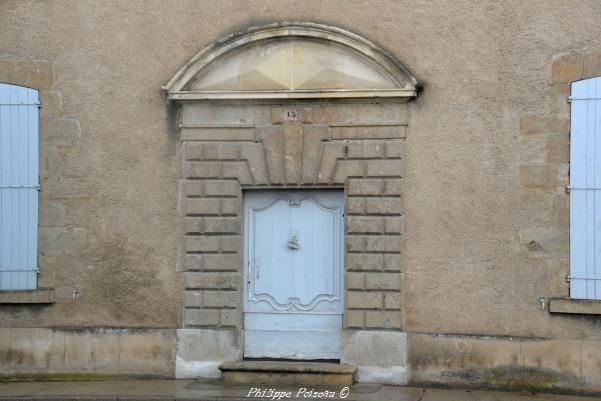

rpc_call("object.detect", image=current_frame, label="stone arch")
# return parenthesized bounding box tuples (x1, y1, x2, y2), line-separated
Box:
(163, 22, 419, 100)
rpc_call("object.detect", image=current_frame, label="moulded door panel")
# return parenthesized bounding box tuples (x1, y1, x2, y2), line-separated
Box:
(244, 190, 343, 359)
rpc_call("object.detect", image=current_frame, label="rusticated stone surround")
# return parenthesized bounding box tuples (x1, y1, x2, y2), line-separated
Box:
(177, 102, 407, 331)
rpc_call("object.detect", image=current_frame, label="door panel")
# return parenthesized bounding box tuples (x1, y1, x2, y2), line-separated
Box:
(244, 190, 344, 359)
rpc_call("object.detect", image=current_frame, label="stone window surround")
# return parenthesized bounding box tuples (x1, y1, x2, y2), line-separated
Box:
(0, 60, 85, 304)
(520, 51, 601, 315)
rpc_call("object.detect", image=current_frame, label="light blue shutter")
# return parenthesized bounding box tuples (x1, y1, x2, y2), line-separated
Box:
(570, 77, 601, 299)
(0, 83, 39, 290)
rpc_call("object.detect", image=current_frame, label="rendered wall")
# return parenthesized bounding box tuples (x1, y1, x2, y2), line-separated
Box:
(2, 0, 601, 391)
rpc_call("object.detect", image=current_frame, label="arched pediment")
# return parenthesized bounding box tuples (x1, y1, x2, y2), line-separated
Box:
(163, 22, 418, 100)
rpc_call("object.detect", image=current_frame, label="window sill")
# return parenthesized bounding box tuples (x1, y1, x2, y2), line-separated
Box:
(549, 297, 601, 314)
(0, 289, 55, 304)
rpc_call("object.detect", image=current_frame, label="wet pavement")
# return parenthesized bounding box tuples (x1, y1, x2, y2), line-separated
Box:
(1, 379, 601, 400)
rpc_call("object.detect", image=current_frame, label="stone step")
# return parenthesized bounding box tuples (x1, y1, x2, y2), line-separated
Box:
(219, 361, 357, 385)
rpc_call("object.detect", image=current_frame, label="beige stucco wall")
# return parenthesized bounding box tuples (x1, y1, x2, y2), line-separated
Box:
(3, 0, 601, 388)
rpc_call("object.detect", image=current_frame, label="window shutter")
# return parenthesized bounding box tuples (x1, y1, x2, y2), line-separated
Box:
(0, 83, 39, 290)
(570, 77, 601, 299)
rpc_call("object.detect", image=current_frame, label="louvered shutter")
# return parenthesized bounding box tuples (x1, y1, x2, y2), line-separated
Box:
(0, 83, 39, 290)
(570, 77, 601, 299)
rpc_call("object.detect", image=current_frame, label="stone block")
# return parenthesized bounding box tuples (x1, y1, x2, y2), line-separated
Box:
(183, 254, 203, 270)
(366, 160, 403, 177)
(222, 161, 253, 184)
(43, 119, 81, 146)
(40, 146, 64, 177)
(331, 125, 405, 140)
(206, 217, 241, 234)
(365, 311, 401, 329)
(344, 310, 365, 328)
(301, 125, 329, 184)
(346, 141, 386, 159)
(220, 309, 242, 328)
(552, 52, 584, 83)
(408, 333, 522, 386)
(201, 291, 239, 308)
(182, 103, 270, 126)
(204, 180, 240, 196)
(346, 216, 384, 233)
(40, 91, 63, 119)
(180, 127, 255, 141)
(184, 309, 220, 326)
(257, 125, 285, 185)
(333, 160, 365, 183)
(184, 236, 220, 252)
(581, 340, 601, 389)
(184, 290, 203, 306)
(365, 273, 402, 290)
(185, 272, 219, 289)
(219, 143, 241, 160)
(183, 142, 205, 160)
(520, 339, 580, 388)
(221, 198, 241, 215)
(519, 115, 569, 135)
(118, 329, 176, 375)
(183, 161, 221, 178)
(311, 103, 408, 126)
(345, 272, 364, 290)
(384, 254, 402, 271)
(347, 179, 383, 196)
(240, 143, 269, 185)
(384, 216, 403, 234)
(347, 291, 383, 309)
(316, 142, 344, 184)
(176, 328, 242, 378)
(345, 198, 366, 214)
(384, 293, 402, 309)
(283, 123, 303, 184)
(385, 141, 403, 158)
(221, 236, 243, 253)
(38, 227, 86, 257)
(545, 258, 569, 297)
(583, 52, 601, 79)
(40, 202, 65, 226)
(346, 254, 384, 271)
(519, 227, 568, 257)
(365, 235, 400, 252)
(549, 83, 570, 118)
(0, 60, 53, 89)
(546, 134, 569, 163)
(366, 198, 403, 215)
(185, 198, 221, 215)
(63, 329, 120, 371)
(5, 328, 64, 370)
(519, 164, 567, 189)
(345, 235, 365, 252)
(184, 272, 240, 290)
(202, 253, 242, 270)
(341, 330, 407, 384)
(181, 180, 204, 196)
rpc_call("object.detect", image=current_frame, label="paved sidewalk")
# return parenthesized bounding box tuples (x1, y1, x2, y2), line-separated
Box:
(1, 379, 601, 400)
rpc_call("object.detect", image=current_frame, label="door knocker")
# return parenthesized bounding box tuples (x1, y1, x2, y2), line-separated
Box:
(287, 230, 300, 250)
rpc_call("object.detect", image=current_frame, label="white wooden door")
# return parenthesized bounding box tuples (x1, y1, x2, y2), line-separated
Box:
(243, 190, 344, 359)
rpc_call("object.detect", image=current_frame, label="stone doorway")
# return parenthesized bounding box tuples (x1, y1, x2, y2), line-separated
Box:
(165, 22, 417, 384)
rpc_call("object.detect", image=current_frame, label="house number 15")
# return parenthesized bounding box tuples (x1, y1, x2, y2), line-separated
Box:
(281, 108, 304, 122)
